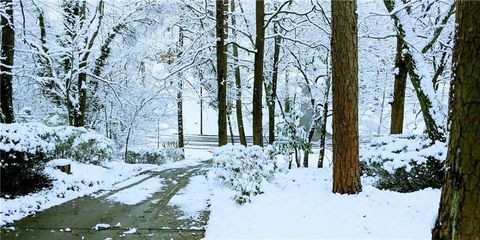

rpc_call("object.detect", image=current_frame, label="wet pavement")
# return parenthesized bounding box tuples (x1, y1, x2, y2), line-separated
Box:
(1, 161, 211, 240)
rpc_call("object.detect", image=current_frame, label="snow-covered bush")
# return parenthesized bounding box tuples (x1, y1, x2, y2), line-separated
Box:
(360, 134, 446, 192)
(0, 123, 114, 197)
(47, 126, 114, 165)
(125, 147, 184, 164)
(0, 123, 54, 197)
(212, 145, 279, 204)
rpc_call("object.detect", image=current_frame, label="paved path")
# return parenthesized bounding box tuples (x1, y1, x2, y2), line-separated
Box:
(1, 161, 211, 240)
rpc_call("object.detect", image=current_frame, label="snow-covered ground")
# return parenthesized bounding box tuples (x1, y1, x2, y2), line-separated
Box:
(205, 158, 441, 239)
(106, 177, 164, 205)
(169, 175, 211, 220)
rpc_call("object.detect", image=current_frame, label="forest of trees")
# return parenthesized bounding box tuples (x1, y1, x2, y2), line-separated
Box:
(1, 0, 479, 238)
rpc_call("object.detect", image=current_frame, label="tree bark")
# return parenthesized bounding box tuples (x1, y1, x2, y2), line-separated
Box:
(1, 0, 15, 123)
(267, 23, 281, 145)
(216, 0, 228, 146)
(331, 0, 361, 194)
(383, 0, 445, 142)
(252, 0, 265, 146)
(177, 28, 185, 151)
(231, 0, 247, 146)
(432, 1, 480, 238)
(390, 34, 408, 134)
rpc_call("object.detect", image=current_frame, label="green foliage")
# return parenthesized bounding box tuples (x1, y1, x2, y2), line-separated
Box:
(361, 135, 446, 192)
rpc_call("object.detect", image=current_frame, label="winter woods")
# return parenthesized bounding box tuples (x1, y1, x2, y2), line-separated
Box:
(1, 0, 479, 238)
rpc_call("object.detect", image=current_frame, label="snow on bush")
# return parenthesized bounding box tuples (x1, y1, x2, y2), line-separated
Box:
(211, 145, 278, 204)
(0, 123, 114, 165)
(360, 134, 446, 192)
(125, 147, 184, 164)
(0, 123, 114, 197)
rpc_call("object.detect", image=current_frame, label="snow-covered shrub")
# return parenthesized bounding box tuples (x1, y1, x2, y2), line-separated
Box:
(47, 126, 114, 164)
(0, 123, 54, 197)
(212, 145, 278, 204)
(125, 147, 184, 164)
(0, 123, 113, 197)
(69, 132, 114, 164)
(360, 134, 446, 192)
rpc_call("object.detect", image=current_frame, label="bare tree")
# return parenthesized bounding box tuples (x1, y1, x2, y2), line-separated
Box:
(253, 0, 265, 146)
(216, 0, 228, 146)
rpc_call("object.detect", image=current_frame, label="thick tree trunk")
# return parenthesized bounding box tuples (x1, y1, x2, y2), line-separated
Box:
(390, 34, 408, 134)
(216, 0, 228, 146)
(231, 0, 247, 146)
(432, 1, 480, 239)
(1, 0, 15, 123)
(252, 0, 265, 146)
(267, 23, 281, 145)
(331, 0, 361, 194)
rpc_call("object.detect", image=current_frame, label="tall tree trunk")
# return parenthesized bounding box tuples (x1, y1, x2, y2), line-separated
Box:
(1, 0, 15, 123)
(231, 0, 247, 146)
(383, 0, 445, 142)
(390, 34, 408, 134)
(267, 23, 281, 145)
(216, 0, 228, 146)
(252, 0, 265, 146)
(318, 53, 331, 168)
(331, 0, 361, 194)
(200, 83, 204, 136)
(432, 1, 480, 238)
(177, 28, 185, 151)
(227, 109, 235, 144)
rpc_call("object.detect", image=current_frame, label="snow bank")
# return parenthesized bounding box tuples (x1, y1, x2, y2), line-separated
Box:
(205, 168, 441, 239)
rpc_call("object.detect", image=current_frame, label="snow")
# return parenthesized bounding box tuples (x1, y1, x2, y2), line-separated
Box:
(205, 167, 441, 239)
(123, 228, 137, 234)
(92, 223, 111, 231)
(168, 175, 211, 220)
(106, 177, 164, 205)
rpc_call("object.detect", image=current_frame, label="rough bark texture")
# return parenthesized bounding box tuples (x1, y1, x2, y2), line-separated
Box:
(432, 1, 480, 239)
(1, 0, 15, 123)
(390, 35, 408, 134)
(331, 0, 361, 194)
(231, 0, 247, 146)
(216, 0, 228, 146)
(252, 0, 265, 146)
